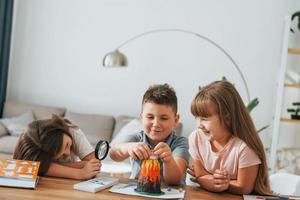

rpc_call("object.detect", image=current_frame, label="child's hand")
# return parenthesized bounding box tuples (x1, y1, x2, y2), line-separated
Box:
(128, 142, 151, 160)
(213, 169, 230, 192)
(187, 165, 198, 183)
(80, 159, 101, 180)
(153, 142, 172, 163)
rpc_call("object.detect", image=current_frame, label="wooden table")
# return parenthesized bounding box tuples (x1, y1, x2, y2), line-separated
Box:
(0, 176, 243, 200)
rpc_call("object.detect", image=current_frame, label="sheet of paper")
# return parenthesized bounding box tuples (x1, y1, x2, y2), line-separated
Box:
(243, 195, 300, 200)
(243, 195, 268, 200)
(110, 183, 185, 199)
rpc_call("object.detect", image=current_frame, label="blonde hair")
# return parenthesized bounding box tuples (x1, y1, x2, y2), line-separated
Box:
(191, 80, 271, 195)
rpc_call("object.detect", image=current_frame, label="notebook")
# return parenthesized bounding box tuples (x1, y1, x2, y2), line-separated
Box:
(73, 175, 119, 193)
(0, 158, 40, 189)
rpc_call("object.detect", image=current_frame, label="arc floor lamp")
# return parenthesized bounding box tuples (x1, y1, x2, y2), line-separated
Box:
(102, 28, 250, 102)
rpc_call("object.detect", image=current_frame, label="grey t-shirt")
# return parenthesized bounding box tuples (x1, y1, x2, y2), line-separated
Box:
(116, 130, 189, 184)
(57, 128, 94, 163)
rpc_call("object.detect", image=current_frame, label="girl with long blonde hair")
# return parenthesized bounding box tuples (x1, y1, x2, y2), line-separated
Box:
(188, 80, 271, 195)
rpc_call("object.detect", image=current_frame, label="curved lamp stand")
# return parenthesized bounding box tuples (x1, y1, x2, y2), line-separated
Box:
(102, 29, 250, 102)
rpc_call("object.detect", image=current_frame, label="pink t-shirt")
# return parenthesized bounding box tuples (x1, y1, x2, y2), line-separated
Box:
(189, 130, 261, 180)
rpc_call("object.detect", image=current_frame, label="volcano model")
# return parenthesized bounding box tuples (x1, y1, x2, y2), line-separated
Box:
(135, 156, 164, 195)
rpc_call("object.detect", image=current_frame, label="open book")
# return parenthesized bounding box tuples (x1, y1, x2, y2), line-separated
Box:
(73, 175, 119, 193)
(0, 158, 40, 189)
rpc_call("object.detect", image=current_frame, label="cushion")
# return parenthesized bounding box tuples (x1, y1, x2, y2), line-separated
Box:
(111, 119, 142, 146)
(0, 111, 35, 136)
(174, 122, 183, 136)
(3, 101, 66, 120)
(0, 123, 8, 137)
(112, 115, 137, 139)
(0, 153, 13, 159)
(65, 111, 115, 145)
(112, 115, 183, 140)
(0, 136, 20, 154)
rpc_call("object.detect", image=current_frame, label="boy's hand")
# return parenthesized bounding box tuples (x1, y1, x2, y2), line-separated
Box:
(128, 142, 151, 160)
(80, 159, 101, 180)
(153, 142, 172, 163)
(213, 169, 230, 192)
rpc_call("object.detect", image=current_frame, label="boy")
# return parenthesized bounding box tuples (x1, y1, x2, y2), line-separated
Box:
(109, 84, 189, 185)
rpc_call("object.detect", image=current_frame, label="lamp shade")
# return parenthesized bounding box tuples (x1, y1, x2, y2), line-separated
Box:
(103, 50, 127, 67)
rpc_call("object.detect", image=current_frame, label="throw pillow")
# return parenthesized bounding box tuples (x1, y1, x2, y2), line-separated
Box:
(0, 123, 8, 137)
(111, 119, 142, 146)
(0, 111, 35, 136)
(65, 111, 115, 145)
(112, 115, 136, 139)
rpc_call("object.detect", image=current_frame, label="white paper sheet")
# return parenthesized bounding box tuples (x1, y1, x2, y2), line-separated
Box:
(243, 195, 300, 200)
(110, 182, 185, 199)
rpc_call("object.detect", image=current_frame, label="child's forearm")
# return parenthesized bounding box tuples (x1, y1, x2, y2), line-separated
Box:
(163, 159, 182, 185)
(46, 163, 85, 179)
(82, 152, 96, 161)
(197, 174, 220, 192)
(227, 180, 252, 194)
(109, 143, 133, 161)
(192, 160, 219, 192)
(163, 157, 187, 185)
(58, 161, 86, 169)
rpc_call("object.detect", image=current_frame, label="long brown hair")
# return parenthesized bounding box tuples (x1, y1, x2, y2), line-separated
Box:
(191, 80, 271, 195)
(13, 115, 75, 175)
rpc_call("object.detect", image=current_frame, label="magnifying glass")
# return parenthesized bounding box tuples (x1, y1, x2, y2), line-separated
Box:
(94, 140, 110, 160)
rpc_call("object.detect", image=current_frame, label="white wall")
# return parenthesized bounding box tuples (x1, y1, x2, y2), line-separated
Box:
(7, 0, 300, 147)
(279, 1, 300, 148)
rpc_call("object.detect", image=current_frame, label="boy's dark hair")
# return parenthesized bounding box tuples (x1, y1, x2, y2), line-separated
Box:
(142, 83, 178, 114)
(13, 115, 76, 175)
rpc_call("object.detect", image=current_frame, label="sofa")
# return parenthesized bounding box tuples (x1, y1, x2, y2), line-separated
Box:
(0, 101, 183, 177)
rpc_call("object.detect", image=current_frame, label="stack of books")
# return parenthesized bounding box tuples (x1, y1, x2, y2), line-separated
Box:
(0, 158, 40, 189)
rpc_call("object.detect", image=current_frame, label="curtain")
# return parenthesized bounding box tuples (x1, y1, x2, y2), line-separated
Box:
(0, 0, 14, 116)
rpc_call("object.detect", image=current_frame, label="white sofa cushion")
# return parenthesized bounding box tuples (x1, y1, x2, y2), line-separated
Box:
(65, 111, 115, 145)
(0, 136, 19, 154)
(3, 101, 66, 120)
(0, 123, 7, 137)
(111, 119, 142, 146)
(0, 111, 35, 136)
(112, 115, 137, 139)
